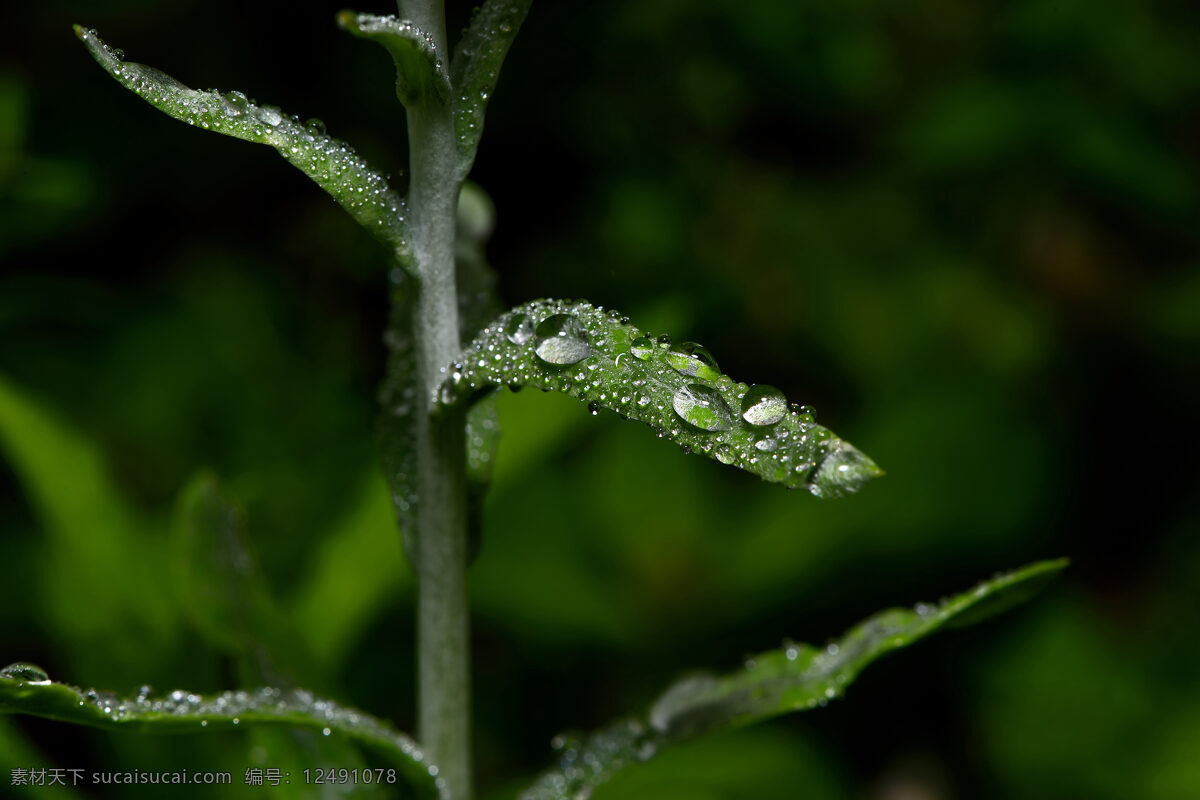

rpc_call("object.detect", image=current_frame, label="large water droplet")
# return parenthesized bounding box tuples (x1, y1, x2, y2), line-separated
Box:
(630, 336, 655, 360)
(255, 106, 283, 127)
(665, 342, 721, 381)
(672, 384, 734, 431)
(741, 385, 787, 426)
(504, 313, 534, 345)
(534, 314, 590, 365)
(1, 662, 51, 685)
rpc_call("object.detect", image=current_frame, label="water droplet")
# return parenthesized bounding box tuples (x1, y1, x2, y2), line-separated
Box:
(630, 336, 655, 360)
(255, 106, 282, 127)
(533, 314, 590, 365)
(0, 662, 50, 685)
(714, 444, 735, 464)
(741, 384, 787, 426)
(672, 384, 734, 431)
(504, 313, 534, 345)
(322, 727, 332, 736)
(665, 342, 721, 381)
(656, 333, 672, 348)
(305, 117, 326, 134)
(587, 402, 601, 416)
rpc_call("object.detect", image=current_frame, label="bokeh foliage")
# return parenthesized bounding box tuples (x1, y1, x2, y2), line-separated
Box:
(1, 0, 1197, 798)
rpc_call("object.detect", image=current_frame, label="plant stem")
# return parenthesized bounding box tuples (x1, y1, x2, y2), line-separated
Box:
(401, 1, 470, 797)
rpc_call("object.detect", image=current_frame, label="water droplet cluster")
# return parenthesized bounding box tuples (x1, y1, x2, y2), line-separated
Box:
(436, 299, 880, 496)
(521, 719, 656, 800)
(75, 27, 411, 262)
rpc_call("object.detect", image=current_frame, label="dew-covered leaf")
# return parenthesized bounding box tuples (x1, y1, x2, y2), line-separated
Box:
(450, 0, 532, 179)
(337, 11, 451, 107)
(171, 473, 318, 689)
(519, 559, 1067, 800)
(0, 671, 445, 799)
(74, 26, 411, 263)
(438, 300, 883, 497)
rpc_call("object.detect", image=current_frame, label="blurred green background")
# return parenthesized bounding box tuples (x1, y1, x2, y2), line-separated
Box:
(2, 0, 1199, 797)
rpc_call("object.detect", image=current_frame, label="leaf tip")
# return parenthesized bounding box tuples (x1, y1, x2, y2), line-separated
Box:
(808, 439, 884, 499)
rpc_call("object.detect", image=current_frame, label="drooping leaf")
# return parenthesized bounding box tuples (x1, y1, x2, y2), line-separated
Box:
(0, 671, 445, 800)
(450, 0, 532, 179)
(337, 11, 451, 107)
(171, 473, 318, 689)
(520, 559, 1067, 800)
(74, 26, 411, 264)
(438, 300, 883, 497)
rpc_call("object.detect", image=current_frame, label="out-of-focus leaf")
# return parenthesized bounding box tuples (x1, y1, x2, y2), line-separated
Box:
(456, 181, 501, 340)
(290, 469, 411, 669)
(74, 26, 411, 263)
(0, 374, 171, 649)
(172, 473, 318, 689)
(0, 718, 83, 800)
(175, 478, 386, 799)
(520, 560, 1066, 800)
(0, 671, 444, 800)
(450, 0, 532, 179)
(337, 11, 451, 107)
(438, 300, 882, 497)
(378, 272, 420, 559)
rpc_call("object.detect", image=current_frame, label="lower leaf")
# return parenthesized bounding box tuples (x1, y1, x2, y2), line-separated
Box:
(0, 672, 444, 799)
(520, 559, 1067, 800)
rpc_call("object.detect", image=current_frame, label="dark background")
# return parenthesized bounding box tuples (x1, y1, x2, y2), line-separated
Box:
(1, 0, 1199, 797)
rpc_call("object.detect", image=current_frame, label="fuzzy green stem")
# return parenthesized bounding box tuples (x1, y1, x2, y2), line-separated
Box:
(400, 1, 470, 797)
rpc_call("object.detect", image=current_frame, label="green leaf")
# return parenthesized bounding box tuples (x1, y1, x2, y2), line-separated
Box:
(519, 559, 1067, 800)
(0, 373, 172, 649)
(450, 0, 532, 179)
(0, 672, 445, 800)
(337, 11, 451, 107)
(289, 469, 412, 669)
(74, 26, 411, 263)
(171, 473, 319, 689)
(438, 300, 883, 497)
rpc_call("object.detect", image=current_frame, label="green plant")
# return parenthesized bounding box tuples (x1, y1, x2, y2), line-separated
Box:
(0, 3, 1065, 798)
